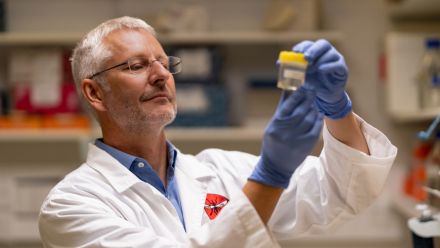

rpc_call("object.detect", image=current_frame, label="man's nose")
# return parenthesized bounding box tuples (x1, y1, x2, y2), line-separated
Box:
(148, 61, 170, 85)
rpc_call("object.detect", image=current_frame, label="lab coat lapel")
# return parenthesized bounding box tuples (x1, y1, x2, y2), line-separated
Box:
(86, 143, 141, 193)
(175, 152, 215, 234)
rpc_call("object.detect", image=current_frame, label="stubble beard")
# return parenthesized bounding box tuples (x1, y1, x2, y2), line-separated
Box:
(109, 100, 177, 133)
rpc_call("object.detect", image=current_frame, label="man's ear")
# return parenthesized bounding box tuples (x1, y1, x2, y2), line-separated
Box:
(81, 79, 107, 112)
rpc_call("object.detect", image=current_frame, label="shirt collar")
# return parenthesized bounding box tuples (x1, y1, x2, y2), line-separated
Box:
(86, 142, 215, 193)
(94, 138, 177, 171)
(95, 139, 136, 171)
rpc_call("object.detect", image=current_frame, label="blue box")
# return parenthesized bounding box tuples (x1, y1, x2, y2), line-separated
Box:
(170, 84, 229, 127)
(165, 46, 223, 85)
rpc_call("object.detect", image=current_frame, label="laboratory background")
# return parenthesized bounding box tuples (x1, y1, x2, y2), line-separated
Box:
(0, 0, 439, 247)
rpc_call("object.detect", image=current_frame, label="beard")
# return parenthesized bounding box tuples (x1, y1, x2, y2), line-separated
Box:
(106, 95, 177, 133)
(141, 108, 176, 126)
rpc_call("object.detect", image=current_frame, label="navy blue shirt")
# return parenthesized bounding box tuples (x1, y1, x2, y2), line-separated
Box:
(95, 139, 186, 230)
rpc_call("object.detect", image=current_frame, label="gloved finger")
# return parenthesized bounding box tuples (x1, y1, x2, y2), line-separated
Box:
(319, 60, 348, 82)
(301, 81, 316, 91)
(306, 47, 340, 75)
(308, 112, 324, 136)
(293, 106, 320, 133)
(277, 87, 309, 118)
(312, 47, 340, 65)
(297, 110, 323, 139)
(292, 40, 314, 54)
(303, 39, 332, 64)
(279, 87, 316, 121)
(303, 108, 321, 128)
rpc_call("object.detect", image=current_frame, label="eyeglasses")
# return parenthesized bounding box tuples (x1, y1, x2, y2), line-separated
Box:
(88, 56, 182, 79)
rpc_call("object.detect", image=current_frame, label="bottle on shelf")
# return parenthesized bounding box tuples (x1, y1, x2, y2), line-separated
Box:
(417, 38, 440, 109)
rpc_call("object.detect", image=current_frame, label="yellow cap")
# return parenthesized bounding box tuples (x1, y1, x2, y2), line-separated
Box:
(278, 51, 308, 64)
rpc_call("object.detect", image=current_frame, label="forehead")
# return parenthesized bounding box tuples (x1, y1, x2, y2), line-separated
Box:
(103, 28, 164, 60)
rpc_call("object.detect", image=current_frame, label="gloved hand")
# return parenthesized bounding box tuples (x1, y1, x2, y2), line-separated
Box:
(293, 39, 352, 119)
(249, 86, 323, 188)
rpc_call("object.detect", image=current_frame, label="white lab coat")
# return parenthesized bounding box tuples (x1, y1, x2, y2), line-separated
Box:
(39, 117, 397, 248)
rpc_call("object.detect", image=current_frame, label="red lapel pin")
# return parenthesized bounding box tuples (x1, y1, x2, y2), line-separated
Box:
(204, 193, 229, 220)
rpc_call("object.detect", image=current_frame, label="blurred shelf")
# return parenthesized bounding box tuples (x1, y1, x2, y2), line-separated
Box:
(0, 120, 267, 142)
(0, 129, 92, 141)
(0, 117, 334, 145)
(0, 32, 84, 46)
(0, 30, 343, 46)
(390, 107, 440, 123)
(391, 189, 439, 220)
(167, 117, 267, 140)
(166, 126, 265, 142)
(387, 0, 440, 21)
(158, 30, 343, 45)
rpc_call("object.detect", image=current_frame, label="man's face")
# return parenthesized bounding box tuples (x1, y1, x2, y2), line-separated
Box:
(99, 29, 177, 131)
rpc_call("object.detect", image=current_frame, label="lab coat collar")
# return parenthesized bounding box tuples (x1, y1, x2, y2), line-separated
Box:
(86, 143, 142, 193)
(86, 144, 216, 194)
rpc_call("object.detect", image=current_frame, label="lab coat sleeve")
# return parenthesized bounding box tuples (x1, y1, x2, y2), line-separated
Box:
(268, 115, 398, 239)
(196, 115, 397, 240)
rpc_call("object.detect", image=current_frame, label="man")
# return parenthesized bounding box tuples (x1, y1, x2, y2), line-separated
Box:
(39, 16, 397, 247)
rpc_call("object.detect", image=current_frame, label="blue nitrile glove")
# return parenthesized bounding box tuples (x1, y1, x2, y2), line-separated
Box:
(293, 39, 352, 119)
(249, 86, 323, 188)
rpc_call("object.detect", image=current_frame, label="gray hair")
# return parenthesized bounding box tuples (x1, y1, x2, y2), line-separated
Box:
(71, 16, 156, 99)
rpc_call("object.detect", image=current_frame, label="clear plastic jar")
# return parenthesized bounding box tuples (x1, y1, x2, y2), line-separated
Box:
(277, 51, 308, 91)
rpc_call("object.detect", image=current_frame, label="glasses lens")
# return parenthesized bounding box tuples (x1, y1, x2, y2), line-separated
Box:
(126, 56, 181, 75)
(168, 56, 182, 74)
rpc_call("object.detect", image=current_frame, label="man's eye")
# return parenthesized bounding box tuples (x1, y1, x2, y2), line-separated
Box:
(129, 63, 146, 71)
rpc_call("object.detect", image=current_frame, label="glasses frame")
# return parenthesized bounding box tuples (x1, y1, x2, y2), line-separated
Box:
(88, 56, 181, 79)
